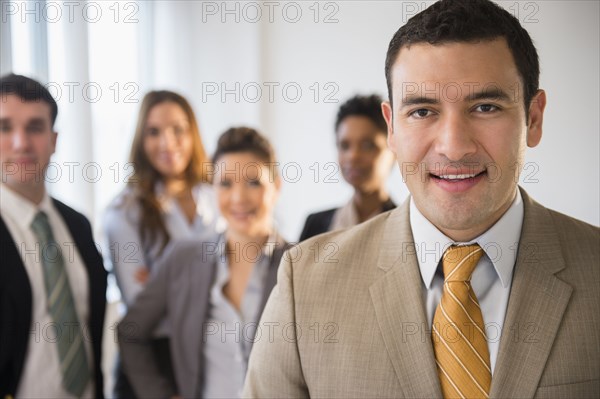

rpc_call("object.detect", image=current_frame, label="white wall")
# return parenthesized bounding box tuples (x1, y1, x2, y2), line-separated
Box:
(54, 0, 598, 240)
(519, 1, 599, 226)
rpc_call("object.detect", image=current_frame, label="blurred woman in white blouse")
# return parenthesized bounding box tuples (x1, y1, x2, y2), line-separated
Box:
(118, 127, 289, 399)
(103, 90, 220, 398)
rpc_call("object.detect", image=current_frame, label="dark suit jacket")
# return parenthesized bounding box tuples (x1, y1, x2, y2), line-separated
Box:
(118, 234, 290, 398)
(299, 198, 396, 241)
(0, 198, 107, 399)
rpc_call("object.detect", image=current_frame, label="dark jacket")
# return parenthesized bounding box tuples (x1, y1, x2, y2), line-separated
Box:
(0, 199, 107, 398)
(299, 199, 396, 241)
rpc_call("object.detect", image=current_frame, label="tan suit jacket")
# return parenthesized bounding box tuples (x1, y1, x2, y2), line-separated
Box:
(243, 188, 599, 398)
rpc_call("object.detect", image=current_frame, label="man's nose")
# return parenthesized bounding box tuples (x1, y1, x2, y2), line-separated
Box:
(434, 112, 477, 162)
(12, 129, 31, 150)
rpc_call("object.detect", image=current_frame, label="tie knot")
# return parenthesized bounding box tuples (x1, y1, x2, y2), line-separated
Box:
(442, 244, 483, 282)
(31, 211, 50, 237)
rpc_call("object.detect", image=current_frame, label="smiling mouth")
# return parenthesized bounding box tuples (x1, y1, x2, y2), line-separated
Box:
(231, 210, 255, 219)
(429, 170, 487, 181)
(158, 154, 180, 161)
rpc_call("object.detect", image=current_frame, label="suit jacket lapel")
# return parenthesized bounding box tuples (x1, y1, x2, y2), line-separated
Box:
(370, 200, 442, 398)
(490, 189, 573, 398)
(0, 216, 33, 395)
(181, 250, 216, 398)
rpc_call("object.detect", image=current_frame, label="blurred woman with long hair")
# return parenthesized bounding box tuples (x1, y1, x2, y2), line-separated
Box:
(104, 90, 220, 398)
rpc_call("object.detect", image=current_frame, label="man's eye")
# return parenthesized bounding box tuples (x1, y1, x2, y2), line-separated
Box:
(27, 126, 44, 133)
(475, 104, 499, 113)
(248, 179, 261, 187)
(0, 124, 11, 133)
(410, 109, 432, 118)
(219, 180, 232, 188)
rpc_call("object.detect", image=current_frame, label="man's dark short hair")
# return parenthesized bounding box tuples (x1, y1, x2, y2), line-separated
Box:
(0, 74, 58, 127)
(335, 94, 387, 134)
(385, 0, 539, 116)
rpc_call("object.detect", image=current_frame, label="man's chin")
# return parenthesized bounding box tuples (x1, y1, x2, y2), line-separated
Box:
(426, 203, 485, 231)
(2, 178, 43, 188)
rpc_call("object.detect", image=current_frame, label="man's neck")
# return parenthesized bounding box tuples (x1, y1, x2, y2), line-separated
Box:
(2, 183, 46, 205)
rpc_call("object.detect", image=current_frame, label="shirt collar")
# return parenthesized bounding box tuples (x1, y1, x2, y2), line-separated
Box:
(410, 189, 524, 289)
(0, 184, 53, 229)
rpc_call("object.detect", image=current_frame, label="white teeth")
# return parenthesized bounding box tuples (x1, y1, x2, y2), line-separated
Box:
(439, 174, 476, 180)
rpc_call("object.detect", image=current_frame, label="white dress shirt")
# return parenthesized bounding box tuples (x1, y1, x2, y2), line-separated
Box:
(0, 184, 94, 398)
(410, 190, 524, 374)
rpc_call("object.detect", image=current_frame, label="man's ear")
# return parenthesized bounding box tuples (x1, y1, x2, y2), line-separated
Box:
(381, 101, 396, 153)
(51, 131, 58, 154)
(527, 90, 546, 148)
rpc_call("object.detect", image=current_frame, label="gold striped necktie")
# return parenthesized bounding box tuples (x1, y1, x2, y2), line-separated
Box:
(432, 244, 491, 399)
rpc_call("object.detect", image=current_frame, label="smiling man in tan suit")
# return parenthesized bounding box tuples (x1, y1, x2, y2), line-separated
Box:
(243, 0, 599, 398)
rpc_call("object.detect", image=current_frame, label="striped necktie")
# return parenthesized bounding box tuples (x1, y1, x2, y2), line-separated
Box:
(31, 211, 90, 398)
(432, 244, 491, 399)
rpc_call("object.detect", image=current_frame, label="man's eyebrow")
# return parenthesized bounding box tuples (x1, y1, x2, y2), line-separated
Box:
(400, 88, 513, 108)
(26, 118, 47, 126)
(465, 88, 512, 102)
(400, 96, 439, 108)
